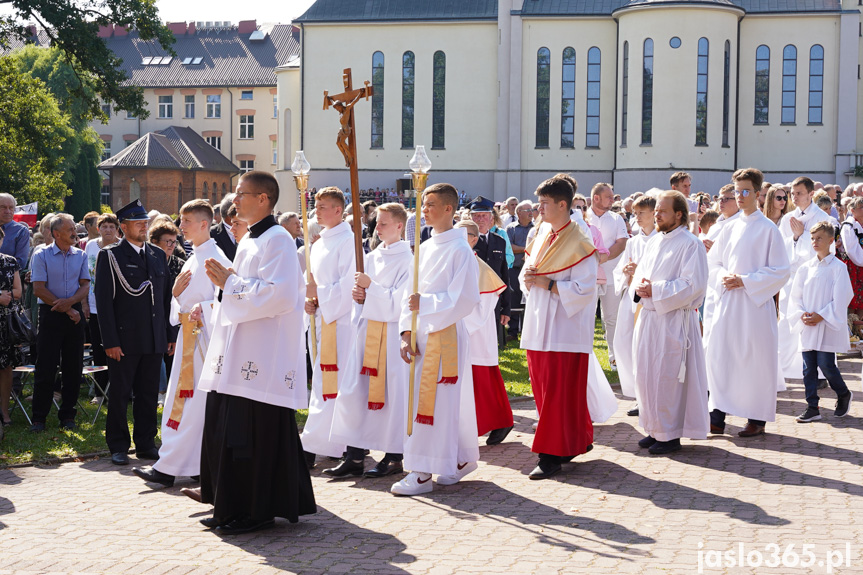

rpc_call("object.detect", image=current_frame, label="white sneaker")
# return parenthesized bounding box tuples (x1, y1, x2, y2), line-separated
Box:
(157, 392, 166, 406)
(391, 472, 433, 496)
(436, 461, 478, 486)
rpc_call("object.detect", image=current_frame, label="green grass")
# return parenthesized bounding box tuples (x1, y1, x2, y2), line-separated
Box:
(1, 318, 614, 466)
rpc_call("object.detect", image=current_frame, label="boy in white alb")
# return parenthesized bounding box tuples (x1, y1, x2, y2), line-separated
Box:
(132, 200, 231, 487)
(325, 203, 413, 478)
(456, 220, 513, 445)
(393, 184, 481, 496)
(788, 221, 853, 423)
(302, 187, 357, 466)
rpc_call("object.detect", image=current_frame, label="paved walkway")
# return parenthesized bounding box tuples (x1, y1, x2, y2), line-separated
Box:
(2, 358, 863, 575)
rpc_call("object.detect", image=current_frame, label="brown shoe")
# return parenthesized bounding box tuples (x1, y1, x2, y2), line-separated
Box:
(737, 423, 765, 437)
(180, 487, 202, 503)
(709, 424, 725, 435)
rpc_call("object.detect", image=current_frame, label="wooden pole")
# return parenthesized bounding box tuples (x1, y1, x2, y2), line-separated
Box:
(344, 76, 365, 274)
(406, 173, 428, 437)
(296, 175, 317, 363)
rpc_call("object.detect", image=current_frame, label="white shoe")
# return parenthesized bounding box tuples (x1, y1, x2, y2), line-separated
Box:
(157, 392, 166, 406)
(532, 421, 538, 430)
(436, 461, 478, 486)
(391, 472, 433, 496)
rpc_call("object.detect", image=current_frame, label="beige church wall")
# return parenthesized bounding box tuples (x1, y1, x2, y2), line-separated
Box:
(275, 66, 303, 213)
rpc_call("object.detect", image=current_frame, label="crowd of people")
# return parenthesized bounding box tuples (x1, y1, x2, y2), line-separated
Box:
(0, 166, 859, 533)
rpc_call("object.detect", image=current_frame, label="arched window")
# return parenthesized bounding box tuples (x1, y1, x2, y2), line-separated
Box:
(561, 47, 576, 148)
(401, 51, 414, 149)
(696, 38, 709, 145)
(782, 45, 797, 124)
(222, 182, 227, 198)
(213, 182, 218, 201)
(371, 51, 384, 148)
(432, 51, 446, 149)
(536, 47, 550, 148)
(177, 183, 183, 213)
(130, 180, 140, 202)
(722, 40, 731, 147)
(642, 39, 654, 145)
(808, 45, 824, 124)
(754, 45, 770, 124)
(586, 47, 601, 148)
(621, 41, 629, 146)
(202, 182, 208, 201)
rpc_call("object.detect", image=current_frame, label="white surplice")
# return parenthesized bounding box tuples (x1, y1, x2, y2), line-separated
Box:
(301, 222, 357, 457)
(329, 240, 413, 454)
(777, 205, 833, 378)
(611, 228, 655, 399)
(840, 217, 863, 267)
(398, 228, 480, 477)
(464, 286, 502, 367)
(629, 226, 709, 442)
(788, 255, 854, 353)
(155, 239, 230, 477)
(198, 221, 308, 410)
(704, 211, 790, 423)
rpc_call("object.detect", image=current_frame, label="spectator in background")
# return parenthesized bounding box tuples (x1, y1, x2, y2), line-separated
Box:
(698, 210, 720, 239)
(0, 224, 23, 427)
(763, 186, 790, 226)
(502, 197, 519, 227)
(83, 213, 120, 404)
(210, 194, 237, 261)
(758, 182, 771, 210)
(814, 192, 839, 226)
(80, 211, 101, 249)
(506, 200, 535, 341)
(0, 193, 30, 270)
(29, 214, 91, 432)
(279, 212, 304, 248)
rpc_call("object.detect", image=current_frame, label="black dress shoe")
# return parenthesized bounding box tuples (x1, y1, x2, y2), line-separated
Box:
(322, 458, 364, 478)
(29, 421, 46, 433)
(648, 438, 681, 455)
(131, 466, 175, 487)
(181, 487, 203, 503)
(486, 425, 513, 446)
(627, 406, 639, 417)
(638, 436, 657, 449)
(529, 460, 562, 480)
(215, 517, 275, 535)
(304, 451, 317, 470)
(200, 516, 230, 529)
(363, 459, 404, 478)
(190, 475, 200, 482)
(111, 452, 129, 465)
(60, 419, 77, 431)
(136, 447, 160, 460)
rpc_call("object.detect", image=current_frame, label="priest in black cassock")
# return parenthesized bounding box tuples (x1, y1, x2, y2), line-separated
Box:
(196, 171, 316, 534)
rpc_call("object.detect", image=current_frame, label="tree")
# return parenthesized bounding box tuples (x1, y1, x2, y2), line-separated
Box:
(0, 56, 73, 212)
(0, 0, 174, 119)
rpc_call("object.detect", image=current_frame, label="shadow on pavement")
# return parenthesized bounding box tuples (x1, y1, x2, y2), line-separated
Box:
(0, 468, 22, 530)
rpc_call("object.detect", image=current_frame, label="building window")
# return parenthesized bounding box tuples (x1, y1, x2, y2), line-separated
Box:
(126, 110, 136, 120)
(240, 160, 254, 173)
(808, 44, 824, 124)
(158, 95, 173, 119)
(586, 47, 601, 148)
(273, 94, 278, 118)
(561, 47, 576, 149)
(402, 51, 415, 149)
(101, 102, 111, 116)
(101, 141, 111, 162)
(722, 41, 731, 146)
(240, 89, 253, 100)
(754, 45, 770, 124)
(782, 45, 797, 124)
(206, 94, 221, 118)
(432, 51, 446, 149)
(371, 51, 384, 149)
(125, 140, 134, 148)
(213, 182, 218, 200)
(222, 183, 227, 197)
(621, 41, 629, 146)
(205, 136, 221, 150)
(696, 38, 709, 145)
(184, 95, 195, 118)
(202, 182, 209, 201)
(642, 39, 654, 145)
(271, 140, 278, 165)
(239, 115, 254, 139)
(536, 47, 551, 148)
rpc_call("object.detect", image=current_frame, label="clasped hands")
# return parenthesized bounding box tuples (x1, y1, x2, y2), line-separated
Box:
(523, 265, 550, 291)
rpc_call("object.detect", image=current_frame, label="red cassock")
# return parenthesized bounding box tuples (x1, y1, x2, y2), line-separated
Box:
(472, 365, 514, 436)
(526, 350, 592, 457)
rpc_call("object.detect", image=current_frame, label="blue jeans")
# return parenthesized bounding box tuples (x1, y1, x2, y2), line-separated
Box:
(802, 350, 849, 408)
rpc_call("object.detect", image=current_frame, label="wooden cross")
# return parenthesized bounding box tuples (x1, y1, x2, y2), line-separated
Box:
(324, 68, 373, 273)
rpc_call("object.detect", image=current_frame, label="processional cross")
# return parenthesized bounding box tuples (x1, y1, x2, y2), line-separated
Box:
(324, 68, 373, 273)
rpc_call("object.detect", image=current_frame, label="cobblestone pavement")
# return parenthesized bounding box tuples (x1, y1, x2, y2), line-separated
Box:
(2, 357, 863, 575)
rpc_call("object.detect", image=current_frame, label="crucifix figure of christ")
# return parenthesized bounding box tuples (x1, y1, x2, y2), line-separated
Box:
(324, 68, 373, 273)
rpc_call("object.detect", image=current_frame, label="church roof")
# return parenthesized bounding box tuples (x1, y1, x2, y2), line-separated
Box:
(295, 0, 841, 22)
(98, 126, 239, 173)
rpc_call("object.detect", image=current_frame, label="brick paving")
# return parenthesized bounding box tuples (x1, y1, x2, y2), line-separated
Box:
(2, 357, 862, 575)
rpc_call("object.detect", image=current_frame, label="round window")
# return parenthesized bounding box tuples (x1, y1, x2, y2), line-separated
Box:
(670, 37, 682, 49)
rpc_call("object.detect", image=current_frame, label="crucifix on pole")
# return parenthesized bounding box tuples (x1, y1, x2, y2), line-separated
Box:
(323, 68, 373, 273)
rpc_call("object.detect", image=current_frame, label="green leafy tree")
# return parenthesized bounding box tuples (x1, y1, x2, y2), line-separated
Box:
(0, 0, 174, 119)
(0, 56, 73, 212)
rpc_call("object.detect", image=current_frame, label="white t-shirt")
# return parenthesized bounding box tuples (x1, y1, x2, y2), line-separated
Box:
(84, 239, 103, 314)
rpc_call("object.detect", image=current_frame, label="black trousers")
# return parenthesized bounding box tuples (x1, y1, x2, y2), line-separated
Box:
(87, 314, 108, 395)
(710, 409, 765, 429)
(105, 352, 161, 454)
(32, 304, 85, 423)
(508, 266, 524, 337)
(345, 446, 402, 462)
